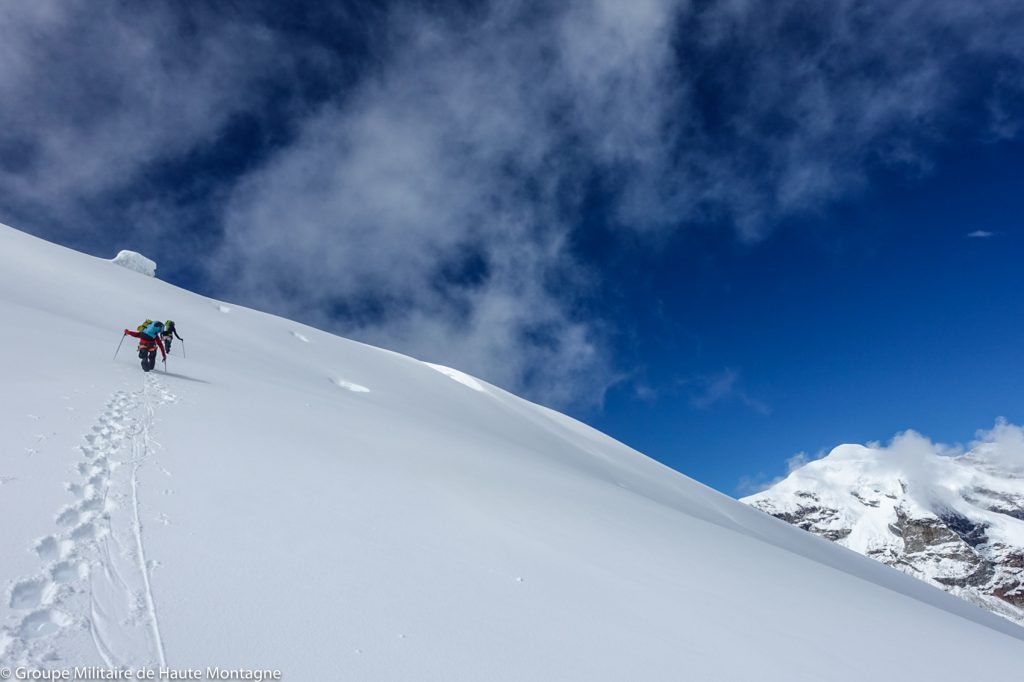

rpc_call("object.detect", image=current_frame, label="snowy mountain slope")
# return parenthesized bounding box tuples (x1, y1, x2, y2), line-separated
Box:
(0, 222, 1022, 680)
(743, 431, 1024, 627)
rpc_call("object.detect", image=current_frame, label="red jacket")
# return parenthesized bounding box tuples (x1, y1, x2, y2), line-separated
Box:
(124, 330, 166, 359)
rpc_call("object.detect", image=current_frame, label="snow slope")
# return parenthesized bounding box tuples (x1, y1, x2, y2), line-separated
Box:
(0, 222, 1022, 680)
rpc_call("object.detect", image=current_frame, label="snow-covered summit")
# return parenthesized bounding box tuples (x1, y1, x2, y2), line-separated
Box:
(110, 250, 156, 277)
(1, 222, 1023, 679)
(744, 427, 1024, 626)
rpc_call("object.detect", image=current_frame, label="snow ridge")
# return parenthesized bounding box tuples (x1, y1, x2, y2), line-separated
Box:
(2, 222, 1024, 679)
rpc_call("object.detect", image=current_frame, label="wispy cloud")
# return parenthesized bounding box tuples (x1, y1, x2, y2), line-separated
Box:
(2, 0, 1023, 406)
(853, 422, 1024, 504)
(784, 452, 812, 473)
(736, 449, 825, 496)
(210, 1, 680, 406)
(201, 0, 1024, 405)
(971, 418, 1024, 470)
(689, 369, 770, 415)
(0, 1, 335, 256)
(966, 230, 996, 238)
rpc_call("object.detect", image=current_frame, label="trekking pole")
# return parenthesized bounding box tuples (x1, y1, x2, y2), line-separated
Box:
(113, 332, 126, 361)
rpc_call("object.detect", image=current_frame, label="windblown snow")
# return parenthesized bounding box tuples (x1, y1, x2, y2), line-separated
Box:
(1, 223, 1022, 679)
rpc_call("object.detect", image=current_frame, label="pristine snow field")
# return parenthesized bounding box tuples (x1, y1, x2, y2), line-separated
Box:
(1, 223, 1022, 680)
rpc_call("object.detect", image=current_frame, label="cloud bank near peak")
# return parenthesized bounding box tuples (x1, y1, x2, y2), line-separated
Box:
(740, 419, 1024, 497)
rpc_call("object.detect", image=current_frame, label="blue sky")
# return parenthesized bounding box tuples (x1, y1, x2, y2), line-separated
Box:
(589, 138, 1024, 491)
(1, 1, 1022, 494)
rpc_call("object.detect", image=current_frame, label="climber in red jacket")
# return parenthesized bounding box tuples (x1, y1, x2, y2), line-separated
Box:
(124, 321, 167, 372)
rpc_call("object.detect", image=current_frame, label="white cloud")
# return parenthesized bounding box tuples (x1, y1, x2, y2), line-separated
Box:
(966, 230, 995, 238)
(786, 452, 812, 472)
(3, 0, 1024, 405)
(211, 2, 681, 406)
(0, 1, 316, 236)
(736, 449, 826, 495)
(971, 418, 1024, 470)
(736, 473, 781, 497)
(759, 421, 1024, 503)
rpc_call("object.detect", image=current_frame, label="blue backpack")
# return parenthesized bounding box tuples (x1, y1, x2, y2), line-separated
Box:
(142, 321, 164, 338)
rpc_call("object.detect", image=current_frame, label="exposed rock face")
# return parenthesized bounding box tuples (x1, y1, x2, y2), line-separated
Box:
(742, 437, 1024, 628)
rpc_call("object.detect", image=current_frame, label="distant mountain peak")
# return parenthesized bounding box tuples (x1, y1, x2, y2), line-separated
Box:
(743, 430, 1024, 627)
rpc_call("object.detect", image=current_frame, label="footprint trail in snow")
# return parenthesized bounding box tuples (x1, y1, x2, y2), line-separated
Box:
(1, 376, 177, 667)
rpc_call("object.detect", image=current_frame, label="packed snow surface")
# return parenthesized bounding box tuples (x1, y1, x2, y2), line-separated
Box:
(1, 223, 1023, 679)
(110, 250, 156, 277)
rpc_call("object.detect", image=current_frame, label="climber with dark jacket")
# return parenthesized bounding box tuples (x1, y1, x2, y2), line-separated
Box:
(124, 320, 167, 372)
(160, 320, 183, 354)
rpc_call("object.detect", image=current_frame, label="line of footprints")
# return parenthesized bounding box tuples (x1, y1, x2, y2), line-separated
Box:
(4, 389, 148, 660)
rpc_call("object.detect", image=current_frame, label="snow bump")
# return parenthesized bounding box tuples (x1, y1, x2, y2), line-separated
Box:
(110, 250, 156, 277)
(425, 363, 486, 392)
(331, 378, 370, 393)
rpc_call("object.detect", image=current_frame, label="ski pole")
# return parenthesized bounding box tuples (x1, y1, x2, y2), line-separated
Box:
(181, 339, 186, 359)
(114, 332, 126, 360)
